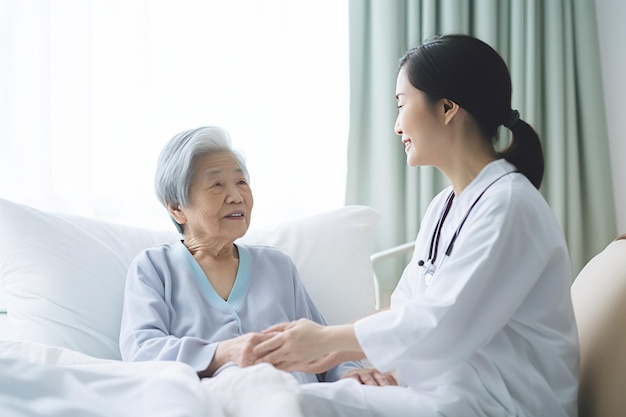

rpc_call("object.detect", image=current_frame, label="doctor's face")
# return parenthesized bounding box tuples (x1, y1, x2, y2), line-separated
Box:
(394, 67, 446, 167)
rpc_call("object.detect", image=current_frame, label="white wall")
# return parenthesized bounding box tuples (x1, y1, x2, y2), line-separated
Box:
(595, 0, 626, 233)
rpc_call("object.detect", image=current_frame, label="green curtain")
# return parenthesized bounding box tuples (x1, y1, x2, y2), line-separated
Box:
(347, 0, 617, 296)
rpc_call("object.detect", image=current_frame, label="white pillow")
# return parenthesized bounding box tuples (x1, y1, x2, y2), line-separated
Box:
(0, 198, 379, 359)
(0, 291, 7, 313)
(0, 198, 179, 359)
(239, 206, 380, 325)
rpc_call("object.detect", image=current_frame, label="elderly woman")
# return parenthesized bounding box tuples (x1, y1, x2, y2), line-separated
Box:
(118, 126, 367, 384)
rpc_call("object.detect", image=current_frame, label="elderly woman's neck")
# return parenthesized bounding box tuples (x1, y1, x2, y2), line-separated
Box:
(183, 237, 239, 261)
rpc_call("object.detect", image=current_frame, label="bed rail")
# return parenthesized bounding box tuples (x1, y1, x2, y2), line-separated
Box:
(370, 241, 415, 309)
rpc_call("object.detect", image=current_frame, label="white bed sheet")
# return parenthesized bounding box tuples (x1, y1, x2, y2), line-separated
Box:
(0, 339, 304, 417)
(0, 313, 9, 336)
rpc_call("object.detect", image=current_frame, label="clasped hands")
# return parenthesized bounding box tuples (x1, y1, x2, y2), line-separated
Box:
(216, 318, 396, 386)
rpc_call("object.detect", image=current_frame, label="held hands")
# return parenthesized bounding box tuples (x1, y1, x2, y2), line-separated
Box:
(253, 319, 397, 386)
(208, 319, 338, 376)
(214, 331, 276, 369)
(253, 319, 329, 371)
(212, 319, 396, 387)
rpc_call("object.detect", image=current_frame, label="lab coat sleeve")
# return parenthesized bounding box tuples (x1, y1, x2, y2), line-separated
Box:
(354, 186, 570, 381)
(119, 252, 217, 373)
(289, 261, 363, 381)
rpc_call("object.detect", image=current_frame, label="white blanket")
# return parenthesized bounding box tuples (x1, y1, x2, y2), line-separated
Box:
(0, 340, 304, 417)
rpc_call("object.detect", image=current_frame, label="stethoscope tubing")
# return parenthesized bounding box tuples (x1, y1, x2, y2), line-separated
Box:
(420, 170, 519, 276)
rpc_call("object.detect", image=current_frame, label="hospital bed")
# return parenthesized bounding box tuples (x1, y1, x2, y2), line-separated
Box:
(1, 196, 624, 416)
(0, 197, 385, 416)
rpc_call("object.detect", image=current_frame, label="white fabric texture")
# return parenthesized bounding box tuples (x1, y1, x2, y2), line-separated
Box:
(0, 198, 378, 359)
(201, 363, 303, 417)
(0, 339, 304, 417)
(353, 160, 579, 417)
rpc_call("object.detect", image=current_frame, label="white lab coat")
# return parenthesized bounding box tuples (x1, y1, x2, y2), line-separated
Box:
(301, 159, 579, 417)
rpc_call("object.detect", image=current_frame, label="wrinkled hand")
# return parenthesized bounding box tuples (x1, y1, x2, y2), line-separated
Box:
(253, 319, 328, 371)
(218, 332, 276, 368)
(341, 368, 398, 386)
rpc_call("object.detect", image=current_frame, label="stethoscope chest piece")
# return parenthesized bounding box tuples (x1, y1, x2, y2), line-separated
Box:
(418, 259, 437, 285)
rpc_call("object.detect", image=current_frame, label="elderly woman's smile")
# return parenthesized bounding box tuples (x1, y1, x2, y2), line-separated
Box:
(224, 210, 246, 219)
(168, 151, 253, 249)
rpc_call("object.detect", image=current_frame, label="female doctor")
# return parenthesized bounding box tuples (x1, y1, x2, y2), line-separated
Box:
(254, 34, 579, 417)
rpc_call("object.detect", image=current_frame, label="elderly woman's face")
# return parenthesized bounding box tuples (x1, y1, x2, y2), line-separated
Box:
(178, 151, 253, 242)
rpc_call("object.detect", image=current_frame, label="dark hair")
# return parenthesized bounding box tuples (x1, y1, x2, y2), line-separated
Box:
(398, 34, 544, 188)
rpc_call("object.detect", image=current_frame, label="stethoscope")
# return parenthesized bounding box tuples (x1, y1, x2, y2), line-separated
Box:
(418, 170, 519, 279)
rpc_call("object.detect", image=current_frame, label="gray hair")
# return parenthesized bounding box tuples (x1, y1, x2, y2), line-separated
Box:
(154, 126, 249, 233)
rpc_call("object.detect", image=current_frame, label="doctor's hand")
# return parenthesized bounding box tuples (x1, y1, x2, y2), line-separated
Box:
(253, 319, 329, 371)
(341, 368, 398, 386)
(274, 350, 360, 374)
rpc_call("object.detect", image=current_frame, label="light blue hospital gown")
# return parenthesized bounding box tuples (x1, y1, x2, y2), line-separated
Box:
(119, 241, 359, 383)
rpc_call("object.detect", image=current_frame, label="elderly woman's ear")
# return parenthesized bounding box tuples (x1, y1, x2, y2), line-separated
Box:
(166, 201, 186, 228)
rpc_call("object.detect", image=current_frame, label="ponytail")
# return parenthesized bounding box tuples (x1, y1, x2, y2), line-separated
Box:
(498, 118, 544, 189)
(399, 35, 545, 188)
